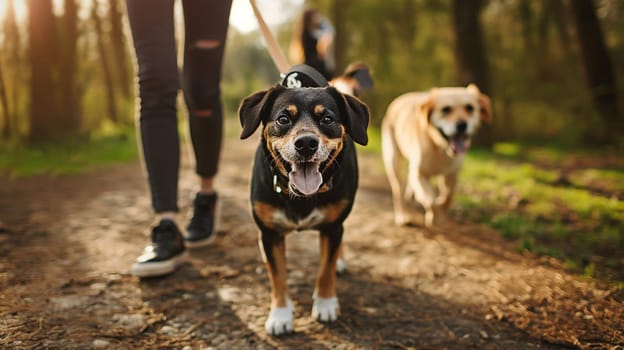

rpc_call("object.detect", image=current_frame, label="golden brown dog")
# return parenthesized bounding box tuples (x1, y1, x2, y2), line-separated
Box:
(381, 84, 492, 227)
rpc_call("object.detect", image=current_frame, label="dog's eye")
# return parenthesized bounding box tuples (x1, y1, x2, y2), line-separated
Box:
(441, 106, 452, 114)
(321, 115, 334, 125)
(276, 114, 291, 125)
(465, 104, 475, 113)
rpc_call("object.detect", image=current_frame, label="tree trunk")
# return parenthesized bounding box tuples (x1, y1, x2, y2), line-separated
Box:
(92, 0, 118, 124)
(3, 0, 21, 140)
(27, 0, 61, 143)
(0, 63, 10, 140)
(518, 2, 534, 51)
(60, 0, 81, 133)
(570, 0, 621, 144)
(331, 0, 348, 73)
(451, 0, 493, 146)
(552, 0, 572, 56)
(109, 0, 131, 99)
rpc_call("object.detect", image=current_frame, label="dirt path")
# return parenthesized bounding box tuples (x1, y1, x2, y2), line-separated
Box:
(1, 130, 622, 349)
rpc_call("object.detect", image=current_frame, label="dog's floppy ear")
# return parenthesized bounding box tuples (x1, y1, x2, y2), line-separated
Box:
(343, 62, 374, 94)
(329, 86, 370, 145)
(420, 92, 435, 125)
(467, 84, 493, 123)
(239, 85, 285, 139)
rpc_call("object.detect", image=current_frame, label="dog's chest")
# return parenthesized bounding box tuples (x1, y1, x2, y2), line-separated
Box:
(272, 208, 326, 231)
(253, 199, 349, 233)
(420, 152, 464, 176)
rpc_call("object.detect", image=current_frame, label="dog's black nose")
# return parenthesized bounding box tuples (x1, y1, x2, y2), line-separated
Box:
(456, 120, 467, 134)
(294, 135, 319, 158)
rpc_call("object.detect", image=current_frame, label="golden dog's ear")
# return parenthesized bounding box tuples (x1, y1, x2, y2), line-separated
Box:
(328, 87, 370, 145)
(467, 84, 493, 123)
(477, 93, 492, 123)
(238, 84, 286, 139)
(420, 94, 435, 125)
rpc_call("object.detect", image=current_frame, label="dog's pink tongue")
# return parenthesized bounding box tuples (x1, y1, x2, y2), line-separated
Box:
(451, 138, 470, 154)
(289, 163, 323, 195)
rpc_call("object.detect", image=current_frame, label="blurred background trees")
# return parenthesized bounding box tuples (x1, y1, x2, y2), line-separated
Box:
(0, 0, 622, 148)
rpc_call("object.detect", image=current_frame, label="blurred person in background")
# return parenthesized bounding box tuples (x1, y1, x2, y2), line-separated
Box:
(289, 8, 335, 80)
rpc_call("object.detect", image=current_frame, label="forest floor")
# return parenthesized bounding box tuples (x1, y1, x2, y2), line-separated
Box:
(1, 131, 623, 349)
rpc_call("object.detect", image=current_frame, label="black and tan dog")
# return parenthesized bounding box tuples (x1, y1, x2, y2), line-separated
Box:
(238, 70, 369, 335)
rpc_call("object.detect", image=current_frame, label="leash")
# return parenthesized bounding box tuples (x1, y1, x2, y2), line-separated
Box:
(248, 0, 291, 75)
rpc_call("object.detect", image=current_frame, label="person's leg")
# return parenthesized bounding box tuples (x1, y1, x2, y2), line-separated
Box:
(126, 0, 185, 276)
(181, 0, 233, 247)
(127, 0, 180, 216)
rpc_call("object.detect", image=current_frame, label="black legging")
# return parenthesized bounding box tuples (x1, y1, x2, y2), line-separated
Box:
(126, 0, 232, 213)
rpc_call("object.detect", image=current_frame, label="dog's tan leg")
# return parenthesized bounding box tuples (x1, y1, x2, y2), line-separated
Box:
(313, 229, 342, 322)
(382, 124, 410, 225)
(430, 172, 458, 226)
(336, 243, 346, 274)
(407, 163, 436, 227)
(436, 172, 458, 211)
(259, 233, 293, 335)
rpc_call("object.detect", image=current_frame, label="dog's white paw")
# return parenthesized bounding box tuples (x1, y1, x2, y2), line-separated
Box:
(336, 258, 347, 274)
(265, 300, 294, 336)
(394, 212, 411, 226)
(424, 210, 435, 227)
(312, 296, 339, 322)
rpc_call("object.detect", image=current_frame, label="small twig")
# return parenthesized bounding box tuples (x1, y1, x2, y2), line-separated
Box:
(182, 321, 204, 338)
(337, 319, 352, 333)
(379, 340, 412, 350)
(439, 320, 456, 338)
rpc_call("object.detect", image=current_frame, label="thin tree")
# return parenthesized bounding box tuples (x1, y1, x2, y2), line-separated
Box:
(108, 0, 131, 99)
(91, 0, 118, 123)
(2, 0, 21, 139)
(570, 0, 621, 144)
(60, 0, 81, 133)
(0, 63, 10, 140)
(451, 0, 491, 93)
(331, 0, 348, 74)
(451, 0, 493, 146)
(27, 0, 61, 143)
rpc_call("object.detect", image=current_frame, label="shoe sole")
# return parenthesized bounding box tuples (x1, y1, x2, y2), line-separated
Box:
(184, 197, 221, 249)
(130, 251, 188, 278)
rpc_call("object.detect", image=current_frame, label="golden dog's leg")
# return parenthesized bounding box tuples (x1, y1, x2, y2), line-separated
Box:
(437, 172, 458, 211)
(408, 165, 436, 227)
(313, 229, 342, 322)
(382, 126, 410, 225)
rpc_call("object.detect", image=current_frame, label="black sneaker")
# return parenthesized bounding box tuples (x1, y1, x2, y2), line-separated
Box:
(185, 192, 219, 248)
(131, 219, 187, 277)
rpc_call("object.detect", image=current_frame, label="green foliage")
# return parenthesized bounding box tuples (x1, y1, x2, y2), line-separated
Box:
(453, 143, 624, 282)
(0, 127, 137, 177)
(221, 30, 283, 117)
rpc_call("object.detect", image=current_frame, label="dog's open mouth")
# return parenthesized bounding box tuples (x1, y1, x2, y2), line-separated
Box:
(449, 135, 470, 155)
(288, 162, 323, 195)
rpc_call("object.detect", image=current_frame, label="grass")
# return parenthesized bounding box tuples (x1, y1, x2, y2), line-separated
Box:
(456, 145, 624, 283)
(0, 126, 138, 177)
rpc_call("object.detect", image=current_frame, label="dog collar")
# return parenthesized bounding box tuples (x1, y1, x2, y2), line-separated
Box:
(282, 64, 328, 88)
